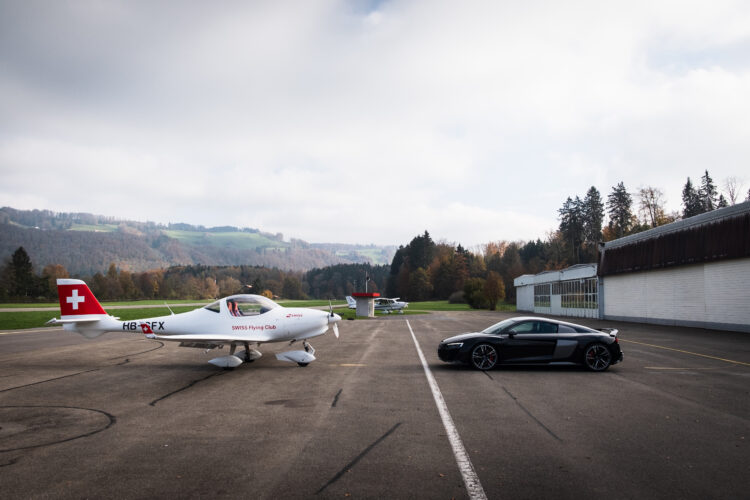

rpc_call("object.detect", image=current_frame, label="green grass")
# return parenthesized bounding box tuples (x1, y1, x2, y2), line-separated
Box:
(0, 306, 203, 330)
(409, 301, 516, 312)
(277, 300, 347, 308)
(335, 308, 429, 320)
(162, 230, 287, 250)
(69, 223, 119, 232)
(0, 299, 211, 308)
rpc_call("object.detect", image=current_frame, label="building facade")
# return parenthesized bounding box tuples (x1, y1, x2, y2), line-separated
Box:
(514, 201, 750, 333)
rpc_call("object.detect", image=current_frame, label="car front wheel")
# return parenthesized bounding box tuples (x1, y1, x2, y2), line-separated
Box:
(471, 343, 498, 370)
(583, 343, 612, 371)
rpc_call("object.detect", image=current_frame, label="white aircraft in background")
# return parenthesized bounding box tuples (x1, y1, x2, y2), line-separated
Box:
(48, 279, 341, 368)
(345, 296, 409, 314)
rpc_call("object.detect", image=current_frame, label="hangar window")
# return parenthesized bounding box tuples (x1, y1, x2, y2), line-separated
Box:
(534, 284, 551, 308)
(560, 278, 598, 309)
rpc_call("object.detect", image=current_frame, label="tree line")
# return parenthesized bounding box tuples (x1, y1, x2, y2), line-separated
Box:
(1, 169, 746, 306)
(556, 170, 748, 266)
(0, 246, 389, 302)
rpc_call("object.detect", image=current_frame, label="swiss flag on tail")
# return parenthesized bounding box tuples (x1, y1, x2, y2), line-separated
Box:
(57, 279, 108, 317)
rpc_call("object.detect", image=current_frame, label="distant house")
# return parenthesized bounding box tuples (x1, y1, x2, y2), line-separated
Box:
(515, 201, 750, 333)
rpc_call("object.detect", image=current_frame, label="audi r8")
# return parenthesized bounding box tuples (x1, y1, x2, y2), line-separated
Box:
(437, 316, 623, 371)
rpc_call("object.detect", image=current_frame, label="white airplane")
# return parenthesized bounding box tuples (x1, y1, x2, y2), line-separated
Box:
(345, 296, 409, 314)
(48, 279, 341, 368)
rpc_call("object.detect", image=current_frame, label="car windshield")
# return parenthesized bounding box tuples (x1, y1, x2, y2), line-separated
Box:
(481, 318, 518, 335)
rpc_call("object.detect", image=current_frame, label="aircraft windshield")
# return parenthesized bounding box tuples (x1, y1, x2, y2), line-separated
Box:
(225, 295, 279, 317)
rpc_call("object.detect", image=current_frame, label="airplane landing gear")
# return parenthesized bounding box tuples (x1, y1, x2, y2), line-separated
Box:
(303, 341, 315, 355)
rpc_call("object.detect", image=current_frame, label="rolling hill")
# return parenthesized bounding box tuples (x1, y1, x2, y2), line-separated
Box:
(0, 207, 396, 275)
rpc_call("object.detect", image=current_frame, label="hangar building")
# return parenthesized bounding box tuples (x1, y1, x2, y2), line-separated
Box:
(515, 201, 750, 333)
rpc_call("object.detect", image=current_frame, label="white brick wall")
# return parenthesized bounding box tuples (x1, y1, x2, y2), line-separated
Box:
(603, 257, 750, 331)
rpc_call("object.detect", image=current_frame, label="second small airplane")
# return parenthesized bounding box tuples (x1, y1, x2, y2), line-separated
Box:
(346, 296, 409, 314)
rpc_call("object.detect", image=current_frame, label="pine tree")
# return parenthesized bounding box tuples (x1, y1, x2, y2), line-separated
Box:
(581, 186, 604, 260)
(699, 170, 718, 211)
(558, 196, 584, 263)
(606, 182, 634, 239)
(9, 247, 39, 298)
(682, 177, 703, 218)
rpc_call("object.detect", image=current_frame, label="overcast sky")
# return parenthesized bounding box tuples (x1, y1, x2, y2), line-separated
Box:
(1, 1, 748, 247)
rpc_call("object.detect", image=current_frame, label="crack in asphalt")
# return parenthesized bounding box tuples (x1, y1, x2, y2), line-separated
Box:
(0, 368, 102, 394)
(108, 340, 165, 360)
(331, 388, 343, 408)
(500, 385, 562, 442)
(316, 422, 402, 495)
(148, 371, 226, 407)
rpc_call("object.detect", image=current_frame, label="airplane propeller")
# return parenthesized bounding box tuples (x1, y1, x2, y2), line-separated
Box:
(329, 300, 340, 338)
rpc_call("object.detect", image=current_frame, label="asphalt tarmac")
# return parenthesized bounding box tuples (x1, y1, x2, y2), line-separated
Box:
(1, 311, 748, 499)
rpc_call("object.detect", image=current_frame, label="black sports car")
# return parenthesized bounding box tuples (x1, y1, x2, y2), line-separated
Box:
(438, 316, 623, 371)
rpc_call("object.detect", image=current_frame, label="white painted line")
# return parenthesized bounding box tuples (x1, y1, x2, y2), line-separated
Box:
(0, 327, 63, 336)
(406, 320, 487, 500)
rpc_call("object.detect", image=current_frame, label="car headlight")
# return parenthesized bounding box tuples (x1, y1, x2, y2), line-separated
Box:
(445, 342, 463, 348)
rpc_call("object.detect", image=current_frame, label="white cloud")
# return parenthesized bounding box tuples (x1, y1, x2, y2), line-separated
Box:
(1, 0, 749, 246)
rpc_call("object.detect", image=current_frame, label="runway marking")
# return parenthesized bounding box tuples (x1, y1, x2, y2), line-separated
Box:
(644, 366, 720, 371)
(0, 328, 62, 335)
(621, 339, 750, 367)
(339, 363, 367, 367)
(406, 320, 487, 500)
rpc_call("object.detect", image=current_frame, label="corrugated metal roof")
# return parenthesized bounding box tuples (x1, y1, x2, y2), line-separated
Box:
(604, 201, 750, 250)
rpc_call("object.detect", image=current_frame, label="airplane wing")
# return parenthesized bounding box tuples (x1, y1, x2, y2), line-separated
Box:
(153, 333, 273, 344)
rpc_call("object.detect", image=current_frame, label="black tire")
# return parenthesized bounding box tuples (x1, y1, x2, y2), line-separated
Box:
(297, 362, 309, 367)
(583, 343, 612, 371)
(471, 343, 498, 371)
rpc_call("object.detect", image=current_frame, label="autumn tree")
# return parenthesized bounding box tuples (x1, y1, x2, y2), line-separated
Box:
(41, 264, 69, 299)
(464, 277, 488, 309)
(483, 271, 505, 310)
(637, 186, 668, 228)
(723, 176, 744, 205)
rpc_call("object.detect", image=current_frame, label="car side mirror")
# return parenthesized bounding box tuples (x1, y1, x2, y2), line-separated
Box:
(507, 332, 516, 338)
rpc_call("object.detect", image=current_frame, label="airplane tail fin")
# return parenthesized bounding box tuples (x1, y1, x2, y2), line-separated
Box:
(345, 296, 356, 309)
(47, 279, 111, 338)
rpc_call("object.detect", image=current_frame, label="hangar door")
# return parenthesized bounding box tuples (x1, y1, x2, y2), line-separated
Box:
(533, 278, 598, 318)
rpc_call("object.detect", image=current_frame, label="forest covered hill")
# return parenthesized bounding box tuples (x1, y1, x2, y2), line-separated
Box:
(0, 207, 395, 275)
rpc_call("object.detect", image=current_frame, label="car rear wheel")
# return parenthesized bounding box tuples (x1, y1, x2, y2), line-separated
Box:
(583, 343, 612, 371)
(471, 343, 498, 370)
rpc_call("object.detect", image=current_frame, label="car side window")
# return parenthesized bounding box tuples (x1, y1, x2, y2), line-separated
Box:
(558, 324, 576, 333)
(508, 321, 536, 334)
(538, 322, 558, 333)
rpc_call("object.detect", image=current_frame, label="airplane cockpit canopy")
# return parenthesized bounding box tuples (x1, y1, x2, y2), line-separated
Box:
(204, 295, 279, 316)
